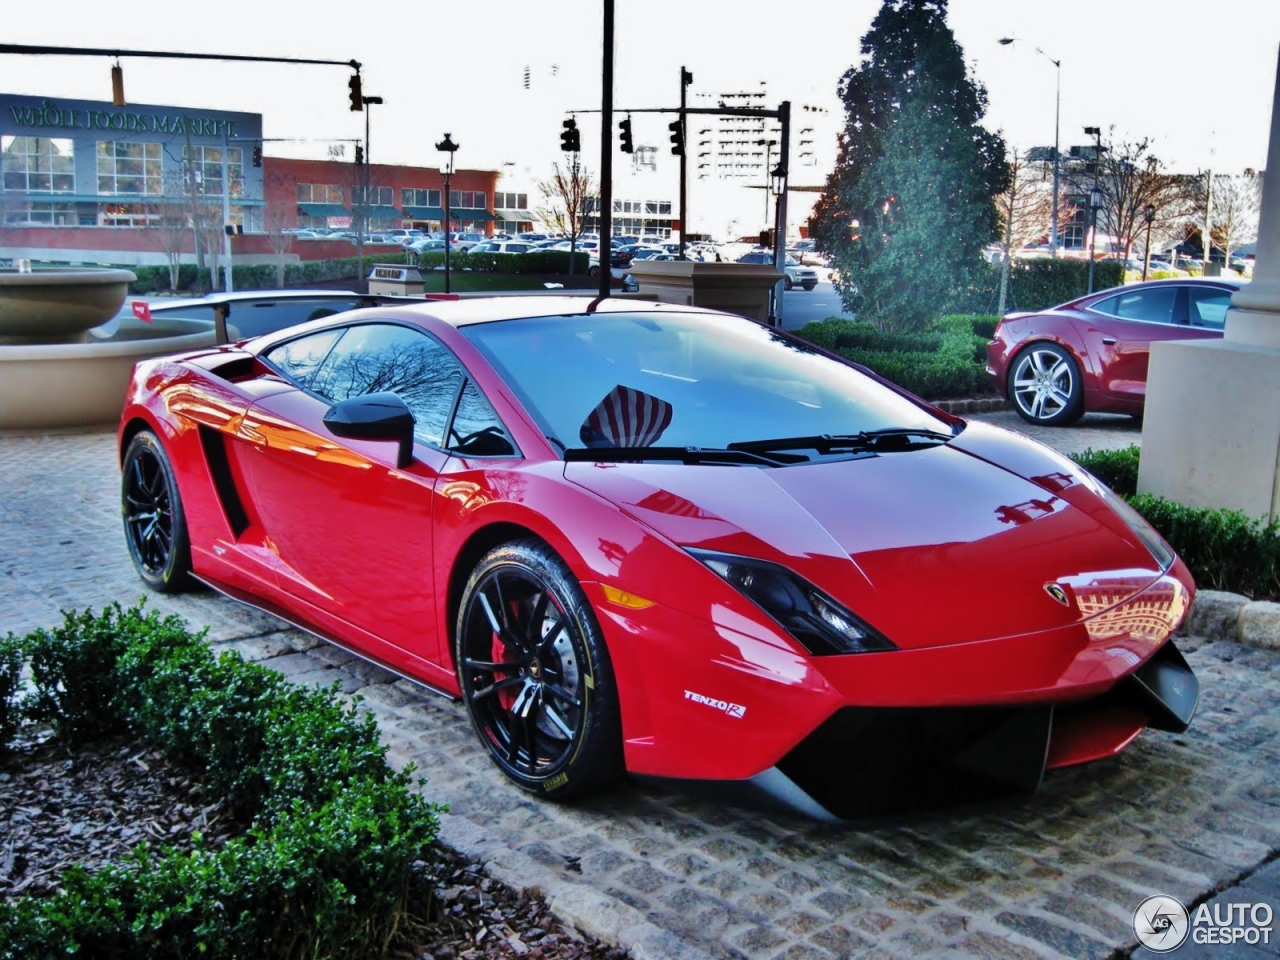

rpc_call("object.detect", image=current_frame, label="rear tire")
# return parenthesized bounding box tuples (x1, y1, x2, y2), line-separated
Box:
(455, 539, 623, 800)
(121, 430, 194, 592)
(1008, 343, 1084, 426)
(802, 282, 816, 291)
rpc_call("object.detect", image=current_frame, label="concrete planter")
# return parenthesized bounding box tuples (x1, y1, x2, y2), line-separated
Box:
(0, 267, 136, 342)
(626, 261, 781, 324)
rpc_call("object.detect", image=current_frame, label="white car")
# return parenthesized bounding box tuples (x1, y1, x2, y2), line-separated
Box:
(735, 251, 820, 291)
(469, 240, 536, 255)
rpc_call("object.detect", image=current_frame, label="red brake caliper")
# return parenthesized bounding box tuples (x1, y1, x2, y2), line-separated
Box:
(491, 622, 517, 711)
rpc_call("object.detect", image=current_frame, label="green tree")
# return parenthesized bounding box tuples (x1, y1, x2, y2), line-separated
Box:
(812, 0, 1009, 331)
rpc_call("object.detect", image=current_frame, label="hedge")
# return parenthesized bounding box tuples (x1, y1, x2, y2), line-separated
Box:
(1072, 446, 1280, 601)
(0, 604, 441, 960)
(793, 313, 998, 400)
(948, 259, 1127, 315)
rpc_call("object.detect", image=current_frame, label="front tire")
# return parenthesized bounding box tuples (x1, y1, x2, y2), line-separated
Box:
(784, 276, 794, 291)
(1008, 343, 1084, 426)
(455, 539, 623, 799)
(121, 430, 193, 592)
(802, 282, 816, 291)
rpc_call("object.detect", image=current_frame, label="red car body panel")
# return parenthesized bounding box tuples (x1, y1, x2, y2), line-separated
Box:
(119, 297, 1198, 816)
(986, 280, 1235, 416)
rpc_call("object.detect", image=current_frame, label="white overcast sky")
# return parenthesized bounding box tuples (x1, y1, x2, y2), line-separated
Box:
(5, 0, 1278, 178)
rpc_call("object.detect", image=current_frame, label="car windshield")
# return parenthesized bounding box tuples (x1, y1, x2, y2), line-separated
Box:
(461, 311, 952, 458)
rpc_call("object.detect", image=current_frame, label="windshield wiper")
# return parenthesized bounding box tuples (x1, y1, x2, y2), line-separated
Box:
(727, 428, 955, 455)
(563, 445, 800, 467)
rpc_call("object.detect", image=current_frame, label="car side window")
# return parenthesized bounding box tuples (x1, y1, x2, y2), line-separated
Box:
(1091, 287, 1177, 324)
(262, 328, 346, 389)
(309, 323, 464, 447)
(447, 379, 517, 457)
(1188, 287, 1232, 329)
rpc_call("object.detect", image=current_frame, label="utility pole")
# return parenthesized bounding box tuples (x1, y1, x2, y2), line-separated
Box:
(678, 66, 692, 260)
(770, 101, 790, 327)
(1204, 167, 1214, 272)
(220, 132, 233, 292)
(598, 0, 614, 298)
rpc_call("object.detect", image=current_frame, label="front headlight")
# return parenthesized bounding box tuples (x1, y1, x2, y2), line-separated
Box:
(688, 549, 896, 655)
(1097, 485, 1176, 572)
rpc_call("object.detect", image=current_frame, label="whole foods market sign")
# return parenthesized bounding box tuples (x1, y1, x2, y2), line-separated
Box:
(6, 98, 247, 139)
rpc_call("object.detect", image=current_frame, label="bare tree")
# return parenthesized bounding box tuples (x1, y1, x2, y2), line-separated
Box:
(143, 168, 194, 290)
(261, 170, 298, 287)
(994, 149, 1057, 314)
(1194, 169, 1264, 267)
(536, 159, 597, 275)
(1068, 135, 1186, 261)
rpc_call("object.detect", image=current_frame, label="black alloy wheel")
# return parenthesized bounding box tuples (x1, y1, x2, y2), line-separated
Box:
(121, 430, 193, 592)
(455, 539, 622, 799)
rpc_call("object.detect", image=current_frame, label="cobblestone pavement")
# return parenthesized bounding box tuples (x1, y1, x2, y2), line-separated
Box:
(4, 416, 1278, 960)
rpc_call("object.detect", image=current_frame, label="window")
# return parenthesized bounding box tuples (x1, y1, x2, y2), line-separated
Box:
(96, 141, 162, 196)
(448, 190, 486, 209)
(448, 380, 516, 457)
(403, 188, 441, 207)
(493, 191, 527, 210)
(263, 329, 346, 388)
(2, 136, 75, 193)
(1091, 287, 1177, 325)
(353, 185, 393, 205)
(1188, 287, 1233, 330)
(309, 323, 463, 447)
(296, 183, 345, 204)
(3, 202, 78, 225)
(183, 145, 243, 198)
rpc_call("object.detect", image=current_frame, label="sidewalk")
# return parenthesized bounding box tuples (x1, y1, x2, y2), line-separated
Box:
(2, 418, 1278, 960)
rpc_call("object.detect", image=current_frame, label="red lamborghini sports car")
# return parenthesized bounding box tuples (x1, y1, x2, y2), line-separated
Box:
(119, 297, 1199, 820)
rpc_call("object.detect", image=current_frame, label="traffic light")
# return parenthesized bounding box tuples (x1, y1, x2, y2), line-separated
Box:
(668, 118, 684, 156)
(251, 142, 262, 167)
(560, 118, 580, 153)
(619, 116, 634, 154)
(354, 144, 364, 165)
(348, 73, 363, 111)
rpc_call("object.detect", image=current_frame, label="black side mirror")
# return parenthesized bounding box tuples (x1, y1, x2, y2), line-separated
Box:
(322, 392, 416, 468)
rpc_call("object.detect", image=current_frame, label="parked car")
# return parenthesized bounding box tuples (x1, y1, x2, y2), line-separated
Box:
(469, 240, 537, 255)
(736, 251, 819, 291)
(118, 296, 1199, 820)
(986, 277, 1242, 426)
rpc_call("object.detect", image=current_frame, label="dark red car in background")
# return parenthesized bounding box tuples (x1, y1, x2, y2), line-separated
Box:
(987, 278, 1240, 426)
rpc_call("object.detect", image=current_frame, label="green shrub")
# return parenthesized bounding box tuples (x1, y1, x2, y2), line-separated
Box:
(949, 259, 1126, 315)
(1072, 446, 1280, 600)
(1072, 445, 1141, 497)
(792, 313, 996, 400)
(0, 604, 441, 959)
(0, 634, 21, 750)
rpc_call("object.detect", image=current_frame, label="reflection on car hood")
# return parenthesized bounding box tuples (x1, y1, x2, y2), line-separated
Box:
(563, 431, 1164, 650)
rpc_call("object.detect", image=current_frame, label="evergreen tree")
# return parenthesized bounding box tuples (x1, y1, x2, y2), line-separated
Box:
(812, 0, 1009, 330)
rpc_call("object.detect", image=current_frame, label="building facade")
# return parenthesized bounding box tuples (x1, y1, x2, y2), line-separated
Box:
(1, 93, 504, 265)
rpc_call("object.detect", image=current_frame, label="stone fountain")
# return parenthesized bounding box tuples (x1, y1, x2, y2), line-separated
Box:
(0, 266, 218, 429)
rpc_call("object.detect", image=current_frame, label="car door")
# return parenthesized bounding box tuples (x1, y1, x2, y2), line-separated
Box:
(1079, 285, 1181, 402)
(238, 321, 463, 672)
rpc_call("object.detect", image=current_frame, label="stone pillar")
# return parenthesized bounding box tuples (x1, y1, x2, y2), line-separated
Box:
(1138, 49, 1280, 520)
(626, 260, 782, 325)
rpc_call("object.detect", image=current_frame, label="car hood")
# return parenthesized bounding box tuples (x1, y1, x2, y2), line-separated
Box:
(563, 424, 1164, 650)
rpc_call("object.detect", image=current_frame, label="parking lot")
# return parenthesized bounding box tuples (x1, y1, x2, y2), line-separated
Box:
(4, 413, 1279, 960)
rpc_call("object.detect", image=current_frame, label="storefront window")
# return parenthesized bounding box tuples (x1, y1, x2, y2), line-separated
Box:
(183, 145, 244, 198)
(403, 188, 441, 207)
(3, 202, 78, 225)
(297, 183, 345, 203)
(96, 141, 163, 196)
(2, 136, 75, 193)
(448, 190, 487, 209)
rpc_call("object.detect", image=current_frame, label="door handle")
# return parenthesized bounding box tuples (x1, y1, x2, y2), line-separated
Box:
(1101, 337, 1117, 345)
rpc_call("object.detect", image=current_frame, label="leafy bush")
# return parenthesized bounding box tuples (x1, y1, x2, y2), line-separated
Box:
(949, 259, 1127, 315)
(792, 313, 997, 400)
(1072, 446, 1280, 600)
(0, 604, 441, 960)
(1071, 445, 1140, 497)
(0, 634, 21, 750)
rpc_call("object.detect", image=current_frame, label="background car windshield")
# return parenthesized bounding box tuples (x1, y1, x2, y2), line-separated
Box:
(462, 312, 949, 451)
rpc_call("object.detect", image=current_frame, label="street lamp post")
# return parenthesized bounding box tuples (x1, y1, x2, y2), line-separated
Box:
(1142, 204, 1157, 281)
(1088, 185, 1104, 293)
(436, 133, 459, 294)
(358, 94, 383, 293)
(756, 138, 776, 225)
(999, 38, 1060, 258)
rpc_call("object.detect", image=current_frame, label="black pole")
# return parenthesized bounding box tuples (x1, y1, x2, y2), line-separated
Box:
(598, 0, 614, 298)
(443, 168, 452, 294)
(679, 67, 690, 260)
(1143, 216, 1154, 282)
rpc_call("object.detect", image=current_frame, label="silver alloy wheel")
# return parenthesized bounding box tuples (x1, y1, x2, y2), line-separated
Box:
(1012, 347, 1076, 422)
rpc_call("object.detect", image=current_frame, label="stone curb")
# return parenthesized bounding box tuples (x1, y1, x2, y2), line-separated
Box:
(1178, 589, 1280, 650)
(931, 397, 1009, 414)
(441, 818, 718, 960)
